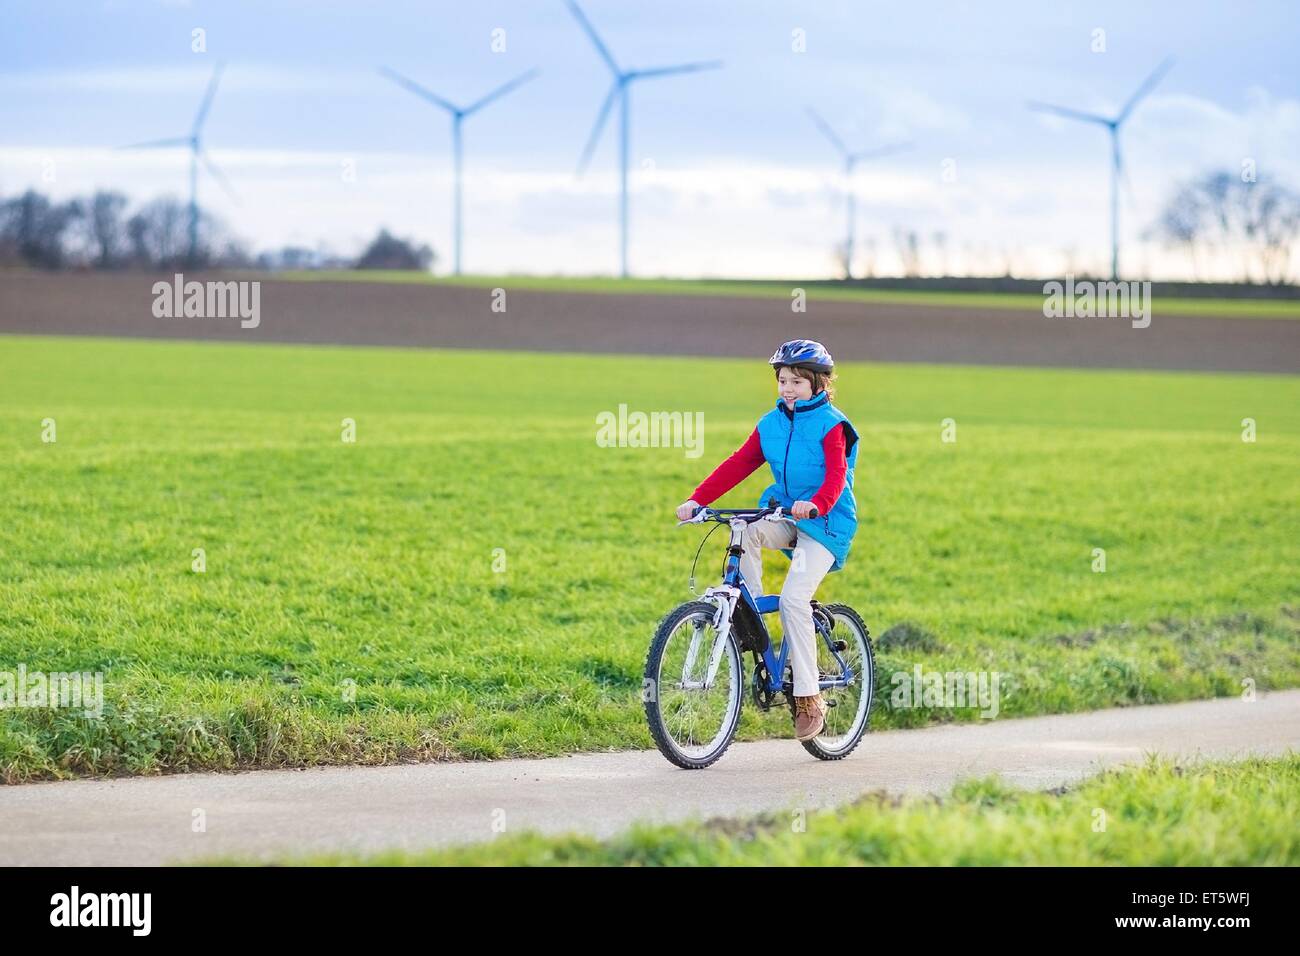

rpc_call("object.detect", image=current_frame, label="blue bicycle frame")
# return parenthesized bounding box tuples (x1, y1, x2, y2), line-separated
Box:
(688, 506, 855, 695)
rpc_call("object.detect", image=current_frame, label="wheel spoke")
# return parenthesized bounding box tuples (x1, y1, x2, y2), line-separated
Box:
(651, 610, 740, 760)
(812, 610, 873, 750)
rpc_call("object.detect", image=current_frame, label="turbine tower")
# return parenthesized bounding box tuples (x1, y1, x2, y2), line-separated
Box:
(1028, 58, 1174, 280)
(566, 0, 722, 278)
(807, 108, 910, 280)
(381, 65, 540, 275)
(123, 62, 234, 265)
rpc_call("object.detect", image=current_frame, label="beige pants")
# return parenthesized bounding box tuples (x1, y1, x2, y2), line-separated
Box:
(739, 519, 836, 697)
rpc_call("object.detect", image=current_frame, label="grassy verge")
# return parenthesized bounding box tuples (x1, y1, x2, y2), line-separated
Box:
(221, 755, 1300, 866)
(1, 335, 1297, 781)
(271, 270, 1300, 319)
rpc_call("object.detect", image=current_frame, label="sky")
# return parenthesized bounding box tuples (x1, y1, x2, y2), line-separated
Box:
(2, 0, 1298, 279)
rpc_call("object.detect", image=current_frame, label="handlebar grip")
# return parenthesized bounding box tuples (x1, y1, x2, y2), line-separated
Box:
(769, 497, 818, 519)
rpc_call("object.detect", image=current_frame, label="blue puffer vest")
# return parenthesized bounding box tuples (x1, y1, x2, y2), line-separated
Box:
(755, 391, 860, 571)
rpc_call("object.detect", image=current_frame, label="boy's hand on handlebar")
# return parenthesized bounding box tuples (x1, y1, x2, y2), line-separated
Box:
(676, 499, 701, 521)
(791, 499, 819, 520)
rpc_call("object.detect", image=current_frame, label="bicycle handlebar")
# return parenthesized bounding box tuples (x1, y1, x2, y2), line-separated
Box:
(679, 498, 818, 526)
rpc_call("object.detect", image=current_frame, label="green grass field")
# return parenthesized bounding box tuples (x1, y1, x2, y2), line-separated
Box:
(1, 334, 1297, 782)
(274, 270, 1300, 319)
(238, 755, 1300, 866)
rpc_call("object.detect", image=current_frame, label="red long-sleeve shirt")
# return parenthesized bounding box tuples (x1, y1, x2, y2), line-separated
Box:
(690, 423, 848, 515)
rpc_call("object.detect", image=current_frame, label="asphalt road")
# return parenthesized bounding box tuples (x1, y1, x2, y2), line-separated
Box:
(1, 690, 1295, 865)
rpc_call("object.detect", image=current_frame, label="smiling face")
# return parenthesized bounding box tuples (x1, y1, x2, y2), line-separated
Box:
(776, 366, 816, 408)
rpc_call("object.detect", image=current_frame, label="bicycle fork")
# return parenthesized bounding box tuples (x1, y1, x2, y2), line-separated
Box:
(683, 513, 770, 689)
(679, 584, 741, 690)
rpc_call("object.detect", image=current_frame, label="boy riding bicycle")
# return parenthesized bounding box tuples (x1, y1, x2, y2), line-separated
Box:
(675, 339, 860, 741)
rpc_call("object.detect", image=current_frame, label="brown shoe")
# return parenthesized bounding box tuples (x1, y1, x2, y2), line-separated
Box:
(793, 694, 827, 741)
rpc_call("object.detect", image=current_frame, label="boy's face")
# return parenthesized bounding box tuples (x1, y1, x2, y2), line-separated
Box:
(777, 367, 814, 407)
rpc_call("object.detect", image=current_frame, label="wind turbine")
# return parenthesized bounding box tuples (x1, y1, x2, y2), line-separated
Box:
(807, 108, 911, 280)
(123, 62, 235, 265)
(566, 0, 722, 278)
(1028, 57, 1174, 280)
(380, 65, 540, 275)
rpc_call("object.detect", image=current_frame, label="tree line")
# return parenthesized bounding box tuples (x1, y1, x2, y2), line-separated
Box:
(0, 189, 435, 273)
(4, 171, 1296, 282)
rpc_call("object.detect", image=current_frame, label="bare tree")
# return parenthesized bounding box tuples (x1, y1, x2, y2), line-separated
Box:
(861, 237, 877, 278)
(831, 239, 850, 280)
(1151, 170, 1300, 284)
(125, 212, 151, 267)
(1241, 181, 1300, 284)
(84, 191, 128, 268)
(1148, 183, 1202, 278)
(931, 231, 948, 277)
(892, 226, 921, 277)
(0, 190, 83, 269)
(127, 197, 191, 269)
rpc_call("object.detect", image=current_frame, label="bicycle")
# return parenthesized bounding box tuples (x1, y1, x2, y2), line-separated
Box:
(644, 499, 876, 769)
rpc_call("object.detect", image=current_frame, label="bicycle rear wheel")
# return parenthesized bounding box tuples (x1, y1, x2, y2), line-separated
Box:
(644, 601, 744, 769)
(801, 603, 874, 760)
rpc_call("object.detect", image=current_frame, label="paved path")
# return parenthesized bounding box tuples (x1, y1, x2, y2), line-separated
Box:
(2, 691, 1296, 865)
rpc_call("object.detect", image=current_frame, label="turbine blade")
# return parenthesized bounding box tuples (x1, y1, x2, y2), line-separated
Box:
(200, 151, 238, 204)
(378, 66, 460, 114)
(565, 0, 620, 74)
(1117, 56, 1174, 124)
(851, 140, 913, 162)
(1027, 101, 1112, 126)
(576, 81, 619, 175)
(191, 62, 227, 137)
(806, 107, 848, 157)
(630, 60, 723, 81)
(120, 136, 191, 150)
(464, 67, 541, 115)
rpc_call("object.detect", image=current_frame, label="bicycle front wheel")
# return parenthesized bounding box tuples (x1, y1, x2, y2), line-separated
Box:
(644, 601, 744, 770)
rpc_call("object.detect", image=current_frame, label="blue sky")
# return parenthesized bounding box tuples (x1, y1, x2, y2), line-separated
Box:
(3, 0, 1298, 278)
